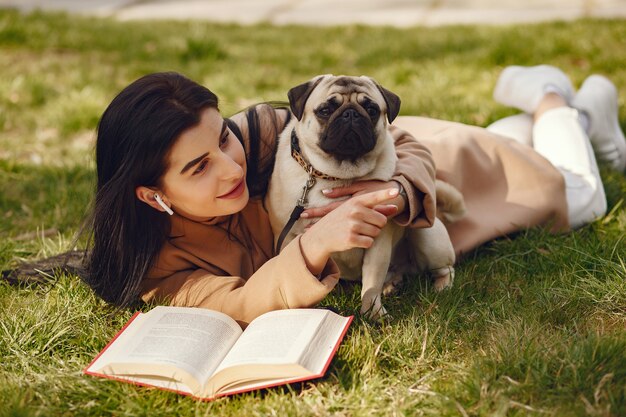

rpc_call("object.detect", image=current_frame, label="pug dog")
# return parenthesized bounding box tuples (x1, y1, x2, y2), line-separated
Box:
(266, 75, 465, 320)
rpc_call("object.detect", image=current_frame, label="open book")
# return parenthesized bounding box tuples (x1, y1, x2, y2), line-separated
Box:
(84, 306, 352, 400)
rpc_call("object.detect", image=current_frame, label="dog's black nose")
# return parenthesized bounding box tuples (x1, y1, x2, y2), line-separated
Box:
(342, 108, 360, 120)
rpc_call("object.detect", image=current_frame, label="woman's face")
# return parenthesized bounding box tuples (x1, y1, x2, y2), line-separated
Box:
(160, 107, 248, 221)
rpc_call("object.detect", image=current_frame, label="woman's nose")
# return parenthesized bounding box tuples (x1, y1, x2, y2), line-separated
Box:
(219, 153, 244, 180)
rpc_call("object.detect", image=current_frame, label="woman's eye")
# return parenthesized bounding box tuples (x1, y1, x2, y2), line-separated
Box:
(193, 160, 209, 175)
(220, 132, 230, 147)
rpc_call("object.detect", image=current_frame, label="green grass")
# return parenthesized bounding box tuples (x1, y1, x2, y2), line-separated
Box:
(1, 10, 626, 416)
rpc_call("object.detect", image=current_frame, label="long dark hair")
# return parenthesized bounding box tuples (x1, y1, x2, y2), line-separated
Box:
(84, 72, 219, 307)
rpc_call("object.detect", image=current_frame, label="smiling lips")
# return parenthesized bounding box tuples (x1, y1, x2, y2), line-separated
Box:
(217, 179, 246, 199)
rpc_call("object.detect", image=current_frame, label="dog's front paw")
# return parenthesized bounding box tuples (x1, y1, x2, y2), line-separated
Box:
(360, 294, 388, 320)
(431, 266, 455, 292)
(361, 303, 388, 321)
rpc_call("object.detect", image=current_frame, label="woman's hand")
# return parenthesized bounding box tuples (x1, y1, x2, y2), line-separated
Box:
(299, 187, 399, 275)
(301, 180, 405, 219)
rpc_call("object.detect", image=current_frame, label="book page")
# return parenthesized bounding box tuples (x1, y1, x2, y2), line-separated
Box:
(108, 374, 195, 396)
(92, 306, 242, 389)
(214, 309, 330, 373)
(205, 309, 351, 397)
(87, 312, 149, 372)
(299, 311, 351, 374)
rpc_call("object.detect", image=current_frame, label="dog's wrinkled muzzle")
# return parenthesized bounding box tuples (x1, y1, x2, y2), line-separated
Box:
(320, 106, 377, 161)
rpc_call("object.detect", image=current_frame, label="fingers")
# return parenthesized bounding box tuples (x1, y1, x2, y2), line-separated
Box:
(300, 181, 398, 219)
(300, 187, 396, 254)
(373, 204, 399, 217)
(305, 205, 387, 231)
(352, 221, 383, 239)
(301, 187, 396, 218)
(301, 201, 344, 219)
(321, 184, 359, 198)
(352, 187, 399, 208)
(359, 206, 388, 228)
(350, 235, 375, 249)
(322, 180, 387, 198)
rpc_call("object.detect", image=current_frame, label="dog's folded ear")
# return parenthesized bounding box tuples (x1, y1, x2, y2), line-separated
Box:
(375, 83, 401, 123)
(287, 75, 325, 121)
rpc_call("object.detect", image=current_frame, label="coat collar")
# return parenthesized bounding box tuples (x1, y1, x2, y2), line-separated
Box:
(168, 213, 231, 238)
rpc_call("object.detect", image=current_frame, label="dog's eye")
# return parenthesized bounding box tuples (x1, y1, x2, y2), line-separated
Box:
(316, 107, 331, 118)
(367, 106, 379, 117)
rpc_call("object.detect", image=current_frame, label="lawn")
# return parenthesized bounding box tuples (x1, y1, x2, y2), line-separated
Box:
(1, 10, 625, 416)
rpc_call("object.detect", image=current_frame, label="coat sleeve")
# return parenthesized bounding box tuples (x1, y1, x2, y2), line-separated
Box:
(389, 124, 437, 228)
(141, 236, 339, 328)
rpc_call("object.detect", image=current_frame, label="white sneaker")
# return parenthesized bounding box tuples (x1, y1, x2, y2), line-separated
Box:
(572, 75, 626, 172)
(493, 65, 575, 114)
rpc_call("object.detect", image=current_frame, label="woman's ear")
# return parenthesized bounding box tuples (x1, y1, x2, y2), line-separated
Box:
(136, 186, 170, 213)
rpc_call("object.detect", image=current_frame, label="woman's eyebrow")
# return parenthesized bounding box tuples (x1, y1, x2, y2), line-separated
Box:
(180, 152, 209, 174)
(179, 120, 227, 174)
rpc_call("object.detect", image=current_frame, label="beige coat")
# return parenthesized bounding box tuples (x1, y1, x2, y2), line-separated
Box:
(141, 106, 438, 327)
(393, 116, 569, 255)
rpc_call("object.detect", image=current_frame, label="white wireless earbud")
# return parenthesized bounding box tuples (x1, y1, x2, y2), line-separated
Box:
(154, 194, 174, 216)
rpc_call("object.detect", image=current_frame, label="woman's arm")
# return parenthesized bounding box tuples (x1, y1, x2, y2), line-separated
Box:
(141, 186, 398, 327)
(141, 236, 338, 328)
(388, 124, 437, 227)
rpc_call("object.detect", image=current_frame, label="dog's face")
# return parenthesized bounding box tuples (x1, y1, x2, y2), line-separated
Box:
(288, 75, 400, 165)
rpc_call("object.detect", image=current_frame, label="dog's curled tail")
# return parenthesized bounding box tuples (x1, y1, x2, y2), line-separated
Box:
(435, 180, 466, 223)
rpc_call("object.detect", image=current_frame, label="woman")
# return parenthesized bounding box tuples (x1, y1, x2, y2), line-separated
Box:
(85, 66, 625, 327)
